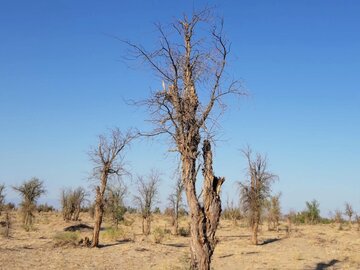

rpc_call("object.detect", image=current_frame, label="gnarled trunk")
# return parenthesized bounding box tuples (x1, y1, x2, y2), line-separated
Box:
(252, 221, 259, 245)
(91, 186, 104, 247)
(182, 140, 224, 270)
(91, 171, 107, 247)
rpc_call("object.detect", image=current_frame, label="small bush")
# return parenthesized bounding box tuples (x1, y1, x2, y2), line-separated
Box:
(102, 227, 125, 241)
(153, 227, 166, 243)
(123, 217, 135, 227)
(178, 226, 190, 237)
(37, 203, 55, 212)
(53, 231, 80, 247)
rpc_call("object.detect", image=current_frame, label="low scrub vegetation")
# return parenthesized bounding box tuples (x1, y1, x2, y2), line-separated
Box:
(53, 231, 80, 247)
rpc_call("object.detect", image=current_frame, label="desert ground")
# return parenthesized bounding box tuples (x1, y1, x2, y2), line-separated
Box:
(0, 212, 359, 270)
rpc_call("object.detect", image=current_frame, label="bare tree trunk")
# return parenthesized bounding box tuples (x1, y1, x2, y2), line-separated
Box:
(173, 217, 178, 235)
(252, 221, 258, 245)
(142, 217, 151, 235)
(146, 217, 151, 235)
(183, 140, 224, 270)
(91, 187, 104, 247)
(91, 171, 107, 247)
(142, 218, 145, 234)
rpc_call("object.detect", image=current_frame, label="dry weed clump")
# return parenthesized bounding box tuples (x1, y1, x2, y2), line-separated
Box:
(178, 226, 190, 237)
(102, 227, 126, 241)
(53, 231, 80, 247)
(153, 226, 169, 244)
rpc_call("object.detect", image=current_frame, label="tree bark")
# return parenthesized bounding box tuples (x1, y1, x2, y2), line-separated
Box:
(142, 217, 151, 235)
(182, 140, 224, 270)
(91, 171, 107, 247)
(91, 186, 104, 247)
(252, 221, 258, 245)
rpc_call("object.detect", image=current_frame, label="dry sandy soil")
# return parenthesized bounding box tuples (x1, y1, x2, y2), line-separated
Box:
(0, 211, 359, 270)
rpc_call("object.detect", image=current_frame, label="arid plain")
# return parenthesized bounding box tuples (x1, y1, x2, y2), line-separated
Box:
(1, 212, 359, 270)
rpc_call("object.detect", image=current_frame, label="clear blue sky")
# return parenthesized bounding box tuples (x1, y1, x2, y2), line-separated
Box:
(1, 0, 359, 216)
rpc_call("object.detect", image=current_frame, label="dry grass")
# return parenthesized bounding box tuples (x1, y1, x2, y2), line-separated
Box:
(0, 211, 360, 269)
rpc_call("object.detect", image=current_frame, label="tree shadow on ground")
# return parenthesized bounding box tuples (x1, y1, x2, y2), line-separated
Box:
(314, 259, 340, 270)
(219, 254, 234, 258)
(260, 238, 282, 245)
(98, 239, 133, 248)
(220, 234, 251, 241)
(163, 243, 188, 248)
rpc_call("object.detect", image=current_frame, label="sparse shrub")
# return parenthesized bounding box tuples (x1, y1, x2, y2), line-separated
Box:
(37, 203, 55, 212)
(13, 178, 46, 231)
(123, 217, 135, 227)
(104, 183, 127, 228)
(102, 227, 125, 241)
(61, 187, 87, 221)
(355, 215, 360, 231)
(265, 193, 281, 231)
(153, 226, 166, 243)
(153, 207, 161, 215)
(88, 203, 95, 219)
(178, 226, 190, 237)
(53, 231, 80, 247)
(304, 200, 321, 224)
(222, 199, 242, 225)
(344, 202, 354, 225)
(0, 184, 5, 216)
(125, 206, 137, 214)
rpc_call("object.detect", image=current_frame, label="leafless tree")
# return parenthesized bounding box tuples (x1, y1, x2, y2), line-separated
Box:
(0, 184, 5, 216)
(13, 178, 46, 231)
(344, 202, 354, 225)
(239, 147, 278, 245)
(61, 187, 87, 221)
(134, 171, 160, 235)
(89, 128, 133, 247)
(125, 8, 243, 269)
(168, 175, 184, 235)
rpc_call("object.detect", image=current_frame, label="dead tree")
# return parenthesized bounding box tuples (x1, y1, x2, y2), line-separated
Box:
(13, 178, 46, 231)
(134, 171, 160, 235)
(344, 202, 354, 225)
(125, 9, 243, 269)
(89, 128, 133, 247)
(239, 147, 278, 245)
(168, 175, 184, 235)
